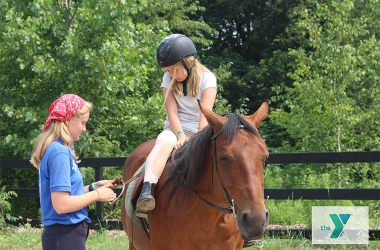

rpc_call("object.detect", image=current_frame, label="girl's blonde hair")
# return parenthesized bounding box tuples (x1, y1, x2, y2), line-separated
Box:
(30, 102, 92, 169)
(163, 56, 210, 103)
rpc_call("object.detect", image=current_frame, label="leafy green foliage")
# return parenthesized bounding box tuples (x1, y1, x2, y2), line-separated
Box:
(268, 0, 380, 191)
(0, 186, 18, 228)
(270, 0, 380, 152)
(0, 0, 215, 161)
(198, 0, 304, 112)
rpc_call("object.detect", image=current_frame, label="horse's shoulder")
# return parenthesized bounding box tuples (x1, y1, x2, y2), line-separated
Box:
(124, 140, 156, 171)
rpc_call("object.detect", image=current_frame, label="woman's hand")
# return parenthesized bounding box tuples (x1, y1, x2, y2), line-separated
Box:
(94, 179, 119, 189)
(95, 183, 117, 203)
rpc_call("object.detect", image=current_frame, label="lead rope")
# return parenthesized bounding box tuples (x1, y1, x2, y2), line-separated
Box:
(103, 172, 142, 221)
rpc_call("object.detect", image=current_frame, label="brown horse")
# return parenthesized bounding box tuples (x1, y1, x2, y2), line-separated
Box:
(121, 100, 269, 250)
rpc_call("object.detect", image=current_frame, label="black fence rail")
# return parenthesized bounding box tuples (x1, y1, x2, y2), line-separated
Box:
(1, 151, 379, 240)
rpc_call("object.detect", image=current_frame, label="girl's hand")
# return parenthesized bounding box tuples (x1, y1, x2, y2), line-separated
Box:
(175, 134, 188, 150)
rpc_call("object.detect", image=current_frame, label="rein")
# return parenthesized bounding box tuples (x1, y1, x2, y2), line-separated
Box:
(103, 172, 142, 221)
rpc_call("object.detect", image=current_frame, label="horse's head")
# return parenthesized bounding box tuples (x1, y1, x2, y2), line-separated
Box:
(199, 100, 269, 241)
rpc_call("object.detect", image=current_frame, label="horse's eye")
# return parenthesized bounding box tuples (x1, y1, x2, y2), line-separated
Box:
(218, 153, 230, 162)
(219, 156, 229, 162)
(218, 150, 233, 163)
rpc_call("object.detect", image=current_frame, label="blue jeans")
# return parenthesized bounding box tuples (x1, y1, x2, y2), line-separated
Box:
(42, 221, 89, 250)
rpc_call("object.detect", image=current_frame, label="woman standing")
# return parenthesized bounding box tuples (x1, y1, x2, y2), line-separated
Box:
(136, 34, 217, 218)
(30, 94, 117, 250)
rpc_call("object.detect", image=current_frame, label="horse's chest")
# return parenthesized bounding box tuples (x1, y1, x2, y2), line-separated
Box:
(151, 204, 242, 249)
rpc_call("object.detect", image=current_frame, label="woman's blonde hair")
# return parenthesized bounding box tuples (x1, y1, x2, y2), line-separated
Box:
(163, 56, 210, 103)
(30, 102, 93, 169)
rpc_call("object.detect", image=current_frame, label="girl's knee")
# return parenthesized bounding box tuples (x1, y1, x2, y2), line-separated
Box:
(157, 130, 177, 145)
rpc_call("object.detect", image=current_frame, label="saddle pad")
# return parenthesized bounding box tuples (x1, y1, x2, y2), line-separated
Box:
(131, 169, 145, 207)
(125, 163, 147, 227)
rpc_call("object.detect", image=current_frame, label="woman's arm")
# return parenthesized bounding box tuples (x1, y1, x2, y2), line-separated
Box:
(51, 182, 116, 214)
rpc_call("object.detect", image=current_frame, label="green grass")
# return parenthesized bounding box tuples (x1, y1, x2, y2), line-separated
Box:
(249, 237, 380, 249)
(0, 224, 129, 250)
(0, 224, 379, 250)
(247, 230, 380, 250)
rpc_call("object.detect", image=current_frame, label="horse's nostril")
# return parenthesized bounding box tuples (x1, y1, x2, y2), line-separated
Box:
(239, 210, 268, 240)
(241, 212, 250, 230)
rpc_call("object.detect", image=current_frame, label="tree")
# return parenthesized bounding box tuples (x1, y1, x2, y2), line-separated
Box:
(0, 0, 215, 160)
(195, 0, 307, 149)
(270, 0, 380, 187)
(197, 0, 303, 112)
(0, 0, 215, 218)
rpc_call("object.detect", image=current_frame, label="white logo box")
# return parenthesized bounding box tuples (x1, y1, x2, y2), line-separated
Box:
(312, 206, 369, 244)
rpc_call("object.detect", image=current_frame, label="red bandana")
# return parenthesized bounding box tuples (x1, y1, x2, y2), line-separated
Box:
(42, 94, 86, 132)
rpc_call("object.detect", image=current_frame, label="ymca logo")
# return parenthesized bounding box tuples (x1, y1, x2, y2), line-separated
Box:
(328, 214, 350, 238)
(320, 214, 351, 238)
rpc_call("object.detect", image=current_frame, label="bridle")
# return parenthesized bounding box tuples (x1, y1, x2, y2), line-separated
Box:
(191, 125, 249, 229)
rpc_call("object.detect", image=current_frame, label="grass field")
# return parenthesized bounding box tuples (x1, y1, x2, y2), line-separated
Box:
(0, 224, 379, 250)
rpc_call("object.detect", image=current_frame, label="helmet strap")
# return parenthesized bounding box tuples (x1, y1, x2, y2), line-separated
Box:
(179, 56, 194, 96)
(182, 82, 188, 96)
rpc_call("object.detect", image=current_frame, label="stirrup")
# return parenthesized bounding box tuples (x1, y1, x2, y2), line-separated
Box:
(136, 196, 155, 212)
(135, 209, 148, 218)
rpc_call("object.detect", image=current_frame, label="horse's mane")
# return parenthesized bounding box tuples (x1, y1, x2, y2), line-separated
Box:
(162, 113, 259, 198)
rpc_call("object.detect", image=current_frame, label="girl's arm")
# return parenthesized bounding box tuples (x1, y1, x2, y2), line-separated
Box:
(163, 88, 184, 134)
(198, 87, 217, 131)
(163, 87, 187, 148)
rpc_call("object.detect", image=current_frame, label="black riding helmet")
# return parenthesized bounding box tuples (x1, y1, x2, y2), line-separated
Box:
(157, 34, 197, 68)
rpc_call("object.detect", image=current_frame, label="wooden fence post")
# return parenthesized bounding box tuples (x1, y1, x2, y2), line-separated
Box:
(95, 165, 104, 221)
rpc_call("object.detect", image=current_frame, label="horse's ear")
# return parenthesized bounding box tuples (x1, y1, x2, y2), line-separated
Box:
(243, 100, 269, 128)
(197, 99, 226, 131)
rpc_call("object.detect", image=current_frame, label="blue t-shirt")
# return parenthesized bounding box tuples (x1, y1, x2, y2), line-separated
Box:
(39, 139, 91, 226)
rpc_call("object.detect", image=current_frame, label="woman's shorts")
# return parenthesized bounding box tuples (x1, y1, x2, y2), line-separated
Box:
(41, 220, 90, 250)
